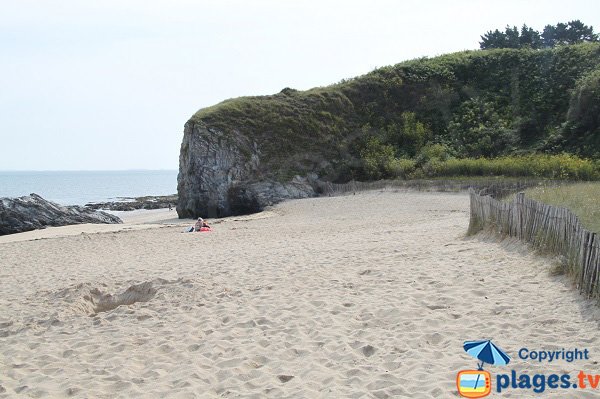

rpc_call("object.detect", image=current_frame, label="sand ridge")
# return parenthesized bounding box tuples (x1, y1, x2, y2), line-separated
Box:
(1, 191, 599, 398)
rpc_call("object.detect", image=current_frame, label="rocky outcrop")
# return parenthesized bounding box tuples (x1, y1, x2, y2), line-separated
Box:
(85, 195, 177, 211)
(226, 176, 319, 215)
(177, 122, 318, 218)
(0, 194, 122, 236)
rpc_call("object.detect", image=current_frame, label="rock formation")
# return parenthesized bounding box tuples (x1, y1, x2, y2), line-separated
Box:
(85, 194, 177, 211)
(0, 193, 122, 236)
(177, 122, 319, 218)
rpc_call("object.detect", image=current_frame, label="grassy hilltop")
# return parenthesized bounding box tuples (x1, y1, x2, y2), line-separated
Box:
(191, 43, 600, 182)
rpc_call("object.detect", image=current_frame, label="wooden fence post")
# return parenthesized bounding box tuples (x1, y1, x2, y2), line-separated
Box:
(470, 189, 599, 300)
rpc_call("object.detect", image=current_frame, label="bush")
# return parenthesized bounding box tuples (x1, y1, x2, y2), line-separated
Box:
(388, 158, 416, 178)
(359, 137, 396, 180)
(386, 112, 431, 157)
(446, 98, 518, 157)
(561, 67, 600, 156)
(415, 143, 452, 168)
(430, 154, 598, 179)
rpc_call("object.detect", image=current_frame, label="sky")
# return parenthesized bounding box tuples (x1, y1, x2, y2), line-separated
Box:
(1, 0, 599, 171)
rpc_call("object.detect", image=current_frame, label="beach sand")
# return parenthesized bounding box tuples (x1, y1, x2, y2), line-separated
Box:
(1, 191, 599, 398)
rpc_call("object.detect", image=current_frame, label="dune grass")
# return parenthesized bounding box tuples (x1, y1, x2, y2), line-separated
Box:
(523, 182, 600, 234)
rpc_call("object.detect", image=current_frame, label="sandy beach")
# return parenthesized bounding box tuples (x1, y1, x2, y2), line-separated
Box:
(1, 190, 599, 398)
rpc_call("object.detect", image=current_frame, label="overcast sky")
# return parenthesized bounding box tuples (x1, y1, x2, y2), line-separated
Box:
(1, 0, 599, 170)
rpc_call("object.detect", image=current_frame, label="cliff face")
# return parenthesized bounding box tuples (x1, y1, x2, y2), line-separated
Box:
(176, 122, 316, 218)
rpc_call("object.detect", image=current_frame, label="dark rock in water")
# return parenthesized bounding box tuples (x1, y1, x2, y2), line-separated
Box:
(0, 193, 122, 236)
(177, 122, 319, 218)
(85, 194, 177, 211)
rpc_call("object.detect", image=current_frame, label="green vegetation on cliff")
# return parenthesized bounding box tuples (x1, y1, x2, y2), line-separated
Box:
(191, 42, 600, 182)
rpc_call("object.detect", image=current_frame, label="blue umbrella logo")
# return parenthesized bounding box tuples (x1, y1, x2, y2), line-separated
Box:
(464, 339, 511, 370)
(462, 340, 510, 394)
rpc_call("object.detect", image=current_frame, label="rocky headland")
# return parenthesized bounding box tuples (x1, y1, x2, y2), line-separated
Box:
(177, 44, 600, 219)
(0, 194, 122, 236)
(85, 195, 178, 212)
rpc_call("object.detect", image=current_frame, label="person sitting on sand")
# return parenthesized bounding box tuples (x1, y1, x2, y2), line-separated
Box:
(194, 217, 210, 231)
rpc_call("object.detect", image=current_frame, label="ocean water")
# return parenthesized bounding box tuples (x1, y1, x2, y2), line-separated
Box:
(0, 170, 178, 206)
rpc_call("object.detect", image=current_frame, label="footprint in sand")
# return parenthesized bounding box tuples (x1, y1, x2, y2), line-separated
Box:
(426, 304, 446, 311)
(362, 345, 376, 357)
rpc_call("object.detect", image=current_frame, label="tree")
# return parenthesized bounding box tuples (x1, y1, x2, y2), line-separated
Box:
(519, 24, 542, 49)
(542, 20, 598, 47)
(480, 26, 524, 49)
(554, 22, 569, 45)
(480, 29, 507, 50)
(504, 25, 521, 48)
(482, 20, 598, 50)
(541, 24, 557, 47)
(565, 20, 598, 43)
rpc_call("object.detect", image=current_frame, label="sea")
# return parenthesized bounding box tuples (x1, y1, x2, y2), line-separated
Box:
(0, 170, 178, 206)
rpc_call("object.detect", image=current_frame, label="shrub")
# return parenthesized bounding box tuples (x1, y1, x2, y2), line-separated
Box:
(446, 98, 518, 157)
(562, 67, 600, 156)
(386, 112, 431, 157)
(415, 143, 452, 169)
(430, 154, 599, 179)
(387, 158, 416, 178)
(359, 137, 396, 180)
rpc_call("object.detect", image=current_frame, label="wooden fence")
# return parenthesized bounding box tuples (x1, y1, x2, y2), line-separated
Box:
(469, 189, 600, 299)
